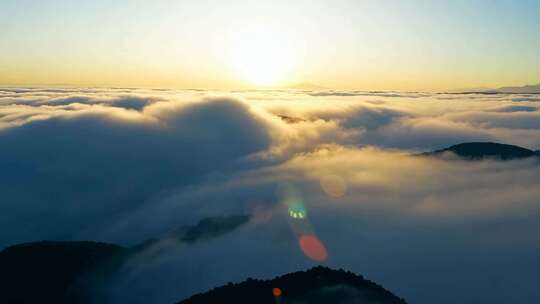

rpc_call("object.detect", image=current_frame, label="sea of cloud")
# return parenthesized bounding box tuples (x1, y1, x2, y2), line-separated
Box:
(1, 87, 539, 304)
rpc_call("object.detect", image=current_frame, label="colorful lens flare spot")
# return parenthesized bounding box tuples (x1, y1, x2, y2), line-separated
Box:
(320, 174, 347, 198)
(272, 287, 282, 297)
(298, 234, 328, 262)
(288, 203, 306, 219)
(288, 209, 306, 219)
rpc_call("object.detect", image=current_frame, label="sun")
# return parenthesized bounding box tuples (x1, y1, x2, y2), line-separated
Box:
(227, 25, 299, 87)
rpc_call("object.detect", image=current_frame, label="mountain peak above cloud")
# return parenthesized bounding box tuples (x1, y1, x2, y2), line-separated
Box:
(490, 83, 540, 94)
(452, 83, 540, 94)
(424, 142, 539, 160)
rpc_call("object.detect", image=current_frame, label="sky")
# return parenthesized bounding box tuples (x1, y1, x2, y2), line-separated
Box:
(1, 0, 540, 90)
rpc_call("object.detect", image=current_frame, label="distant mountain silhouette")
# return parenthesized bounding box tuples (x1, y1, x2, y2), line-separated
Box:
(277, 114, 307, 124)
(177, 266, 407, 304)
(177, 215, 249, 244)
(489, 83, 540, 94)
(0, 241, 128, 304)
(451, 83, 540, 94)
(135, 215, 250, 250)
(423, 142, 539, 160)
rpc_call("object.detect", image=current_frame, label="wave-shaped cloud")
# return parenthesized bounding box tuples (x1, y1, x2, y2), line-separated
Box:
(0, 96, 272, 245)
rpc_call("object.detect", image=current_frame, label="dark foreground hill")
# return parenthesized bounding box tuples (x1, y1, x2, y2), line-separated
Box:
(423, 142, 540, 160)
(0, 240, 407, 304)
(0, 216, 406, 304)
(0, 241, 128, 304)
(0, 215, 251, 304)
(177, 266, 407, 304)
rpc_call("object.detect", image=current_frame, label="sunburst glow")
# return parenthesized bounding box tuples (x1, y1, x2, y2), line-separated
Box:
(227, 25, 300, 86)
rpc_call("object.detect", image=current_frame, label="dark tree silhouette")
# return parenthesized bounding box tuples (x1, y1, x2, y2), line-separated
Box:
(177, 266, 408, 304)
(422, 142, 539, 160)
(0, 241, 127, 304)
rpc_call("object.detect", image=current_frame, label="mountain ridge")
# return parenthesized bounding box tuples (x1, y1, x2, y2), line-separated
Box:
(451, 83, 540, 94)
(177, 266, 407, 304)
(422, 142, 539, 160)
(0, 241, 408, 304)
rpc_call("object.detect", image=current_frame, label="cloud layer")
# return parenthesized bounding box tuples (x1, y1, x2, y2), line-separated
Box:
(1, 87, 540, 304)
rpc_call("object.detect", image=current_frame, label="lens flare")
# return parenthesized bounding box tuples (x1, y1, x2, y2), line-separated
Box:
(277, 183, 308, 219)
(276, 183, 302, 205)
(299, 234, 328, 262)
(288, 210, 305, 219)
(277, 182, 329, 262)
(272, 287, 282, 297)
(320, 174, 347, 198)
(288, 202, 307, 219)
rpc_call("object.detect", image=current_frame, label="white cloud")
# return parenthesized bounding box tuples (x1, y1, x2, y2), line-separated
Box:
(1, 88, 540, 304)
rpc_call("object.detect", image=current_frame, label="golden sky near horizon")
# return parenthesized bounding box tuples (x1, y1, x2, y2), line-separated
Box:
(1, 0, 540, 91)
